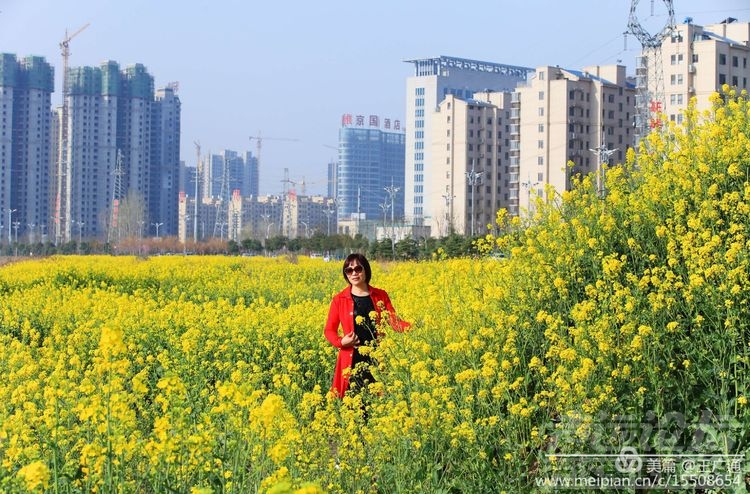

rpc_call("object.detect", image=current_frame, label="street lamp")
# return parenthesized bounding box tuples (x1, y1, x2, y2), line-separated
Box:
(76, 220, 85, 253)
(182, 213, 191, 254)
(384, 180, 400, 258)
(7, 209, 16, 244)
(521, 176, 541, 215)
(465, 163, 483, 237)
(27, 223, 36, 244)
(442, 194, 454, 236)
(300, 221, 309, 239)
(12, 221, 20, 243)
(379, 201, 390, 233)
(265, 222, 274, 252)
(589, 138, 618, 197)
(151, 222, 164, 239)
(324, 207, 334, 236)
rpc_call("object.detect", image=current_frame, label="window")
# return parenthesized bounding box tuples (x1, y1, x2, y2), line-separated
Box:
(732, 56, 739, 67)
(538, 140, 544, 149)
(538, 173, 544, 182)
(719, 54, 727, 65)
(719, 73, 727, 85)
(539, 91, 544, 100)
(538, 107, 544, 116)
(538, 156, 544, 165)
(539, 124, 544, 132)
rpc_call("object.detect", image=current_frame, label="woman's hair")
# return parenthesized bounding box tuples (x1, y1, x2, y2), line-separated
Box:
(343, 253, 372, 284)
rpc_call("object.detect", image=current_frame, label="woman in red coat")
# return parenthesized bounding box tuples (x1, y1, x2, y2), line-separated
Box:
(324, 253, 410, 398)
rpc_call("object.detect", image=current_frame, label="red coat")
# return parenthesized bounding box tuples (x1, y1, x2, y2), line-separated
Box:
(324, 284, 410, 397)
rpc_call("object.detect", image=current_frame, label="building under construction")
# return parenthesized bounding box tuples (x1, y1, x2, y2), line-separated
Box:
(55, 60, 181, 242)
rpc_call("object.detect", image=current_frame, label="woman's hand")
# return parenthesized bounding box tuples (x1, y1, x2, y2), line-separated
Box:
(340, 331, 359, 348)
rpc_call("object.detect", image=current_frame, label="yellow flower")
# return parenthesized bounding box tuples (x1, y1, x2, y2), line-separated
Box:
(17, 460, 50, 491)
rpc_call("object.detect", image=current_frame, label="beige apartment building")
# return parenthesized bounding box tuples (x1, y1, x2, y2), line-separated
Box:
(220, 191, 334, 243)
(656, 17, 750, 125)
(516, 65, 636, 215)
(427, 65, 636, 236)
(430, 91, 513, 236)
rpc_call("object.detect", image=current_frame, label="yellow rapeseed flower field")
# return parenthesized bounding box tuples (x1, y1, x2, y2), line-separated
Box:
(1, 88, 750, 492)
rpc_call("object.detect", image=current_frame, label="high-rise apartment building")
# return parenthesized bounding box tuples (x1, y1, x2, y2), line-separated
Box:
(337, 117, 405, 224)
(203, 150, 257, 199)
(404, 56, 533, 228)
(57, 61, 180, 242)
(243, 151, 259, 197)
(430, 91, 513, 237)
(516, 65, 636, 214)
(0, 54, 54, 242)
(653, 17, 750, 126)
(58, 61, 154, 241)
(151, 86, 181, 236)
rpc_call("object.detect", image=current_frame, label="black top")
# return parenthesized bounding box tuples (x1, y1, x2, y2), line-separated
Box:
(352, 293, 377, 347)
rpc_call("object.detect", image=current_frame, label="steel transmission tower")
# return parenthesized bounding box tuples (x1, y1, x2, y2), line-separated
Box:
(626, 0, 676, 144)
(213, 154, 231, 239)
(193, 142, 201, 242)
(108, 149, 124, 244)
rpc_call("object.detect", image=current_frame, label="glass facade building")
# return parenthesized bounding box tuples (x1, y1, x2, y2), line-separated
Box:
(337, 126, 405, 222)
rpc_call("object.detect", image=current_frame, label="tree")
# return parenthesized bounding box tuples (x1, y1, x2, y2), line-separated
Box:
(111, 190, 147, 241)
(241, 238, 262, 253)
(395, 237, 419, 260)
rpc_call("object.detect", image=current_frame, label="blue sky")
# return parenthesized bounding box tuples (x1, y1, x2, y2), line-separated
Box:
(1, 0, 748, 195)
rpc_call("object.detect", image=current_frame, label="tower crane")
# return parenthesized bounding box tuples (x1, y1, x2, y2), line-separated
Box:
(248, 132, 300, 172)
(280, 168, 326, 196)
(55, 22, 90, 244)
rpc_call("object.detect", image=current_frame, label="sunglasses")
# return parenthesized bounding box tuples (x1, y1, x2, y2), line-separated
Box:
(344, 265, 364, 275)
